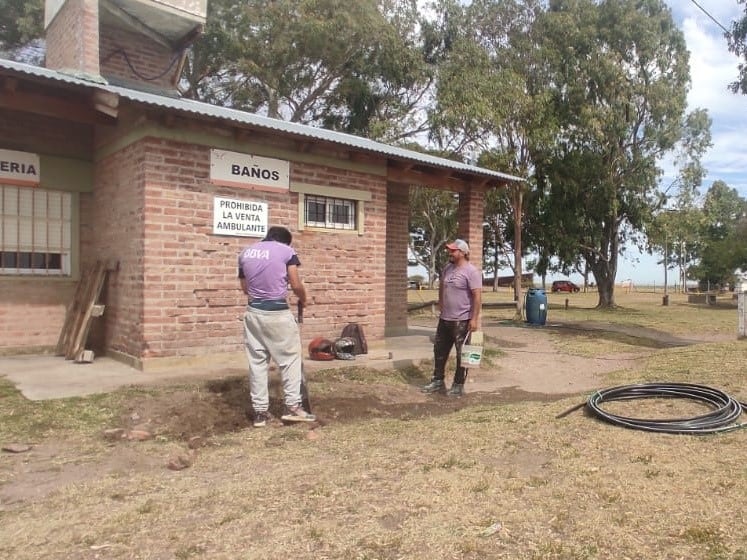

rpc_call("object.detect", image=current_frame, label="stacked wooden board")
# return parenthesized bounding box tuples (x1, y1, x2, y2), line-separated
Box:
(55, 260, 107, 362)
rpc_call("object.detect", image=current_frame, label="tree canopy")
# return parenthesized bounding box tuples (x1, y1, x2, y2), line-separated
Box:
(183, 0, 434, 141)
(728, 0, 747, 94)
(535, 0, 697, 307)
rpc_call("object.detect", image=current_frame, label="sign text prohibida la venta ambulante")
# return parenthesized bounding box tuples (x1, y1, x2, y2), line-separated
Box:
(213, 197, 268, 237)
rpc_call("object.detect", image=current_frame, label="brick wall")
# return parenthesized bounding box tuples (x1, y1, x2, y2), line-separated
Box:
(0, 278, 76, 354)
(117, 139, 390, 364)
(292, 162, 388, 345)
(137, 138, 246, 360)
(457, 187, 485, 273)
(45, 0, 100, 77)
(90, 142, 148, 360)
(100, 24, 181, 91)
(385, 186, 409, 336)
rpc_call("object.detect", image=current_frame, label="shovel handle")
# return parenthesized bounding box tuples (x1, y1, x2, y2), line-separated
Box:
(297, 301, 304, 324)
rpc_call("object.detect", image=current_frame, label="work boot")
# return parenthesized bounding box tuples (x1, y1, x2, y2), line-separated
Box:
(448, 384, 464, 397)
(421, 379, 446, 394)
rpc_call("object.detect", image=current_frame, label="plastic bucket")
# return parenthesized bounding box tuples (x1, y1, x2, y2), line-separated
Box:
(460, 344, 482, 367)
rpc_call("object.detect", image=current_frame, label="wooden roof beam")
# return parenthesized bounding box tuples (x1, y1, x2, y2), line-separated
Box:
(0, 89, 115, 125)
(387, 163, 473, 192)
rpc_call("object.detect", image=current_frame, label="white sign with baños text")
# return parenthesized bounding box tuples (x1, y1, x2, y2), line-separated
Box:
(213, 197, 268, 238)
(210, 149, 289, 191)
(0, 149, 40, 186)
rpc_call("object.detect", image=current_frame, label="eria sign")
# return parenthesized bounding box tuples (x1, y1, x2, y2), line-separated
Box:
(210, 149, 289, 192)
(0, 149, 40, 187)
(213, 196, 268, 238)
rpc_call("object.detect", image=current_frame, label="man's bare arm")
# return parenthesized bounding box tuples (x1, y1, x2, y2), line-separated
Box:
(287, 264, 307, 307)
(470, 287, 482, 331)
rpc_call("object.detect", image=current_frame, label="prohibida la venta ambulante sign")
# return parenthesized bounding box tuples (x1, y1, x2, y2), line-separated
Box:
(213, 197, 268, 238)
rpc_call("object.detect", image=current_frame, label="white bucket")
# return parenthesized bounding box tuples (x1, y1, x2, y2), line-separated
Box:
(461, 344, 482, 368)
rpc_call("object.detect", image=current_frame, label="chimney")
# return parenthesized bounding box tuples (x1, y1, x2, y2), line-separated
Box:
(44, 0, 207, 93)
(44, 0, 101, 80)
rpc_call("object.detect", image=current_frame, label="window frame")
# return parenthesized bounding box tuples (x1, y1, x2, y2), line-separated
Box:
(0, 184, 73, 277)
(291, 182, 371, 235)
(304, 194, 357, 231)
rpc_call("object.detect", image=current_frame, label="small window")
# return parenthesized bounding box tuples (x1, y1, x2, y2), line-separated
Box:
(0, 185, 72, 276)
(304, 195, 356, 230)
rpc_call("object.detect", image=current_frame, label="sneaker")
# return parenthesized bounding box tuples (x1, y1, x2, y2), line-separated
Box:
(281, 405, 316, 423)
(253, 411, 270, 428)
(448, 383, 464, 397)
(421, 379, 446, 393)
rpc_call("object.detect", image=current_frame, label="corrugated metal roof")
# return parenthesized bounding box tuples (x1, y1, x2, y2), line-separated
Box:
(1, 58, 524, 183)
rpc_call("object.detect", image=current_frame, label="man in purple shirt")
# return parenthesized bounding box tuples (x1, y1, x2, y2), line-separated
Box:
(239, 226, 314, 426)
(422, 239, 482, 397)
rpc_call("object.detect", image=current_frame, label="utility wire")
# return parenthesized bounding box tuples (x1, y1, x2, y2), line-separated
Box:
(688, 0, 731, 35)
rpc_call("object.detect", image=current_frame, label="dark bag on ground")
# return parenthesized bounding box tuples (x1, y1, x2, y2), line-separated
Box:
(340, 323, 368, 355)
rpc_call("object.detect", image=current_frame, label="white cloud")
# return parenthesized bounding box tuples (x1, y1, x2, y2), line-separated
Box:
(670, 1, 747, 197)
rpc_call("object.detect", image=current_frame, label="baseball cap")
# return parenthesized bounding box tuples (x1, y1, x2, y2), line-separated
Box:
(445, 239, 470, 255)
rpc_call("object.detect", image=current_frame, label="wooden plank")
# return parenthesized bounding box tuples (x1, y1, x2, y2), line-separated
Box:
(63, 265, 98, 359)
(67, 261, 107, 360)
(55, 265, 94, 356)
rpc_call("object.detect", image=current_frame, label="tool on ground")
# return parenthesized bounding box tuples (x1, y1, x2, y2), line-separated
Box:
(297, 301, 312, 413)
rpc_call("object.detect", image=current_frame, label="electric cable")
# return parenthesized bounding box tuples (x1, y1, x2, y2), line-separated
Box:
(688, 0, 731, 36)
(558, 382, 747, 435)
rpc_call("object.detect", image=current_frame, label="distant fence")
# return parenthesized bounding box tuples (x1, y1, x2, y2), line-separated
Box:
(483, 273, 534, 288)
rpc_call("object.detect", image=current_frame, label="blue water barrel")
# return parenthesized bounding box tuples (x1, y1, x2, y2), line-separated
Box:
(525, 288, 548, 325)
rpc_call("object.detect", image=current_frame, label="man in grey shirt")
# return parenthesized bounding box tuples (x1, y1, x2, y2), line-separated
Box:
(422, 239, 482, 397)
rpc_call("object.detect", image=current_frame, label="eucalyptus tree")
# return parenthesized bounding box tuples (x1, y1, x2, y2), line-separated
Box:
(428, 0, 550, 317)
(537, 0, 701, 308)
(645, 109, 712, 290)
(728, 1, 747, 94)
(183, 0, 435, 141)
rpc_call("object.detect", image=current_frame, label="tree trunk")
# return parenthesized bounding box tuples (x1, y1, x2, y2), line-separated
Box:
(591, 252, 617, 308)
(512, 185, 524, 320)
(492, 245, 500, 292)
(596, 274, 616, 307)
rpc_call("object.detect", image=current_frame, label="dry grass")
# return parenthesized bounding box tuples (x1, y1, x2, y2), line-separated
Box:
(1, 291, 747, 559)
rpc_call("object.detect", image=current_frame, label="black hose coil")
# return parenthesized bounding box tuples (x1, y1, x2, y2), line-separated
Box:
(585, 382, 747, 434)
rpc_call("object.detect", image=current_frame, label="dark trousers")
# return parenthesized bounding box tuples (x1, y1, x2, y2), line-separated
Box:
(432, 318, 470, 385)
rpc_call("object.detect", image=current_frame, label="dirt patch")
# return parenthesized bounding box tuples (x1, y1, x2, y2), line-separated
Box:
(0, 322, 658, 511)
(114, 372, 580, 443)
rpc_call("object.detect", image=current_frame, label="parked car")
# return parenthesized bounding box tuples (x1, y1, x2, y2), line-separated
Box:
(551, 280, 580, 293)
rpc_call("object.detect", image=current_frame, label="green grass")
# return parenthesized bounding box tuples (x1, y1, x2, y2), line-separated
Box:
(0, 382, 158, 442)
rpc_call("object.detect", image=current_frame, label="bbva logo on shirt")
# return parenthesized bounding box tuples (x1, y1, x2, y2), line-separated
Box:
(243, 248, 270, 260)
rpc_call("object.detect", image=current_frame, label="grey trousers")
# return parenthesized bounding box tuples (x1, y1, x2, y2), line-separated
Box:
(243, 306, 303, 412)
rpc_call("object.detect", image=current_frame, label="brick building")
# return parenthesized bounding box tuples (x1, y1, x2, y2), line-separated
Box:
(0, 0, 520, 370)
